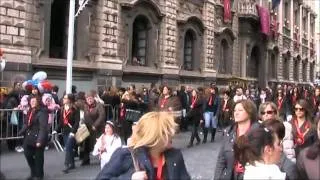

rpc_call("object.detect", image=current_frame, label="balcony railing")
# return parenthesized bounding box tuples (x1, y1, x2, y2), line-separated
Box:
(238, 0, 258, 18)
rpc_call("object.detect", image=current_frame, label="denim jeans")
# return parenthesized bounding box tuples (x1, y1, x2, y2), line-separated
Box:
(64, 135, 76, 166)
(203, 112, 217, 128)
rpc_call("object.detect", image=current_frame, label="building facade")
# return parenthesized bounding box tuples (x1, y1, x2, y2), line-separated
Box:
(0, 0, 317, 92)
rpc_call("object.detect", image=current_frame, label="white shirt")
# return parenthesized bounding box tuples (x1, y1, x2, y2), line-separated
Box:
(92, 134, 122, 169)
(244, 161, 286, 180)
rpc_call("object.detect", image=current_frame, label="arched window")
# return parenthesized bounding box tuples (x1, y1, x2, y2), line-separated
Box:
(283, 56, 289, 80)
(293, 58, 299, 81)
(183, 30, 195, 71)
(132, 15, 150, 66)
(247, 46, 259, 78)
(270, 52, 277, 79)
(219, 39, 229, 74)
(302, 61, 307, 81)
(310, 62, 315, 82)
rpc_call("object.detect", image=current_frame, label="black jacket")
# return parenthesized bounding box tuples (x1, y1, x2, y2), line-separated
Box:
(56, 106, 80, 134)
(214, 122, 260, 180)
(19, 108, 49, 147)
(96, 147, 190, 180)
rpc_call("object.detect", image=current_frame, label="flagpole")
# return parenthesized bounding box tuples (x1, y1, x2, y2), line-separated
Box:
(66, 0, 75, 94)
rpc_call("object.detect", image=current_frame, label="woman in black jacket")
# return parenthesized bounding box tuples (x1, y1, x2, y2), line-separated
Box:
(187, 89, 202, 147)
(96, 111, 190, 180)
(53, 94, 80, 173)
(214, 100, 259, 180)
(19, 95, 48, 180)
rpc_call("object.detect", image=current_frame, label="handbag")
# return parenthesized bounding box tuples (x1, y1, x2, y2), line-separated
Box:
(125, 109, 142, 122)
(10, 111, 19, 125)
(75, 124, 90, 144)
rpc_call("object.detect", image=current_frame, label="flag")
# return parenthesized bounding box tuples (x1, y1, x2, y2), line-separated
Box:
(224, 0, 232, 23)
(257, 5, 270, 36)
(272, 0, 281, 9)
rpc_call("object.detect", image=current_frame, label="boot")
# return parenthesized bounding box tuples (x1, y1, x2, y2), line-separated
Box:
(202, 128, 208, 144)
(211, 128, 216, 142)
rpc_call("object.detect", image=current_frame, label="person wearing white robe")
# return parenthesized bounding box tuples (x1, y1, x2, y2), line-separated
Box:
(92, 121, 122, 169)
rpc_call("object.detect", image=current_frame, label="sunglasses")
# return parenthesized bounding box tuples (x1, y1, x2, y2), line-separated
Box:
(261, 110, 275, 115)
(295, 107, 304, 111)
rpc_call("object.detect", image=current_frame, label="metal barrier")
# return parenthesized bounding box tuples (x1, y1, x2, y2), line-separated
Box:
(0, 109, 24, 140)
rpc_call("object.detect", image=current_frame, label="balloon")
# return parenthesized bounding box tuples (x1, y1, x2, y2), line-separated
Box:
(38, 80, 52, 93)
(22, 80, 34, 91)
(32, 71, 47, 81)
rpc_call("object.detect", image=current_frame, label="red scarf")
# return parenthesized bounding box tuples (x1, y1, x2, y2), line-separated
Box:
(313, 96, 317, 106)
(28, 110, 34, 126)
(277, 97, 284, 110)
(88, 103, 95, 112)
(208, 95, 213, 106)
(63, 109, 72, 125)
(150, 154, 165, 180)
(160, 97, 168, 109)
(223, 99, 228, 111)
(191, 96, 197, 109)
(292, 95, 297, 105)
(293, 119, 310, 145)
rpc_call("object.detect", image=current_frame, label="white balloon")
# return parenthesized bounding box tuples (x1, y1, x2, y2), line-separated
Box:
(32, 71, 47, 81)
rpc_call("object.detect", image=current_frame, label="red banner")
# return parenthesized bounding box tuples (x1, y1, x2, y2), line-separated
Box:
(224, 0, 231, 23)
(257, 5, 270, 36)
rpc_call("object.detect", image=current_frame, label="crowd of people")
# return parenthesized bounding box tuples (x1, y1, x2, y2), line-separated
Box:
(0, 81, 319, 180)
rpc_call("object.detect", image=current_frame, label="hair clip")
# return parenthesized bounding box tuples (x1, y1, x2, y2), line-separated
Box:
(264, 128, 269, 132)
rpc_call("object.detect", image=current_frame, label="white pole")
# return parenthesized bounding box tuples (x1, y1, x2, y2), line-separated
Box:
(66, 0, 75, 94)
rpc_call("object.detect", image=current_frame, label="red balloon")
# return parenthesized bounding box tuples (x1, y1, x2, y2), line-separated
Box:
(41, 80, 52, 90)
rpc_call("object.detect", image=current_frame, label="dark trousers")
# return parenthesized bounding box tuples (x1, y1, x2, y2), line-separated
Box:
(24, 145, 45, 178)
(189, 123, 200, 145)
(63, 134, 76, 167)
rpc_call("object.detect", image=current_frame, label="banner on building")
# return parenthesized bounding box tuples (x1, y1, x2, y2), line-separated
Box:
(224, 0, 232, 23)
(257, 5, 270, 36)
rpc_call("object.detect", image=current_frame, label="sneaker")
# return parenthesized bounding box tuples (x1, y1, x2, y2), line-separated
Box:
(15, 146, 24, 153)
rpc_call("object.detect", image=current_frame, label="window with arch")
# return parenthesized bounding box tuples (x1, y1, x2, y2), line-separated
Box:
(270, 52, 277, 79)
(293, 58, 299, 81)
(247, 46, 259, 78)
(310, 62, 315, 82)
(219, 39, 229, 74)
(283, 56, 289, 80)
(132, 15, 150, 66)
(302, 61, 307, 81)
(183, 30, 195, 71)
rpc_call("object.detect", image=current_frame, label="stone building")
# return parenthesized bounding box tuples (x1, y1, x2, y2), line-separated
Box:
(0, 0, 317, 92)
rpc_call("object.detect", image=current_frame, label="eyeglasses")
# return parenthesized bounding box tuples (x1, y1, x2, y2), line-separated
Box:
(295, 107, 304, 112)
(261, 110, 275, 115)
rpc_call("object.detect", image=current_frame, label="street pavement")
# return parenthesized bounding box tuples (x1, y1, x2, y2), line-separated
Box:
(1, 131, 222, 180)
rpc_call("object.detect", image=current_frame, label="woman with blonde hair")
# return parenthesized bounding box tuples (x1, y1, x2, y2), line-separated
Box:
(96, 111, 190, 180)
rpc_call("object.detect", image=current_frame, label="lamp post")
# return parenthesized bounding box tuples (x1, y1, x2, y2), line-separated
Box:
(66, 0, 75, 94)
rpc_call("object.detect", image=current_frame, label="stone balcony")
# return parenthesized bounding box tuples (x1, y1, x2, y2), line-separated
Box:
(238, 0, 259, 20)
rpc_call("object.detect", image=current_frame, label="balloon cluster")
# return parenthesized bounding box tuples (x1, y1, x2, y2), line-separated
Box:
(22, 71, 53, 93)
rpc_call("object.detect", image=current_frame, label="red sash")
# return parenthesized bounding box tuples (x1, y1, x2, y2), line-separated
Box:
(293, 119, 310, 145)
(313, 97, 317, 106)
(160, 98, 168, 109)
(150, 154, 164, 180)
(191, 96, 196, 109)
(63, 109, 72, 125)
(208, 95, 213, 106)
(277, 97, 284, 110)
(28, 110, 34, 126)
(223, 100, 228, 111)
